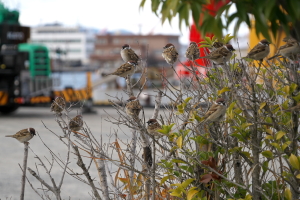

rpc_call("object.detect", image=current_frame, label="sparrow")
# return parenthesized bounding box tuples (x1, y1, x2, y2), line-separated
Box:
(199, 44, 235, 65)
(202, 98, 226, 123)
(50, 96, 66, 115)
(146, 119, 163, 138)
(125, 96, 142, 119)
(244, 39, 270, 61)
(120, 44, 140, 63)
(185, 41, 200, 60)
(268, 40, 300, 61)
(208, 41, 224, 52)
(66, 115, 83, 131)
(105, 60, 138, 78)
(162, 43, 179, 66)
(5, 128, 36, 143)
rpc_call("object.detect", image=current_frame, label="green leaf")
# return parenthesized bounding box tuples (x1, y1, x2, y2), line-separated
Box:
(158, 123, 174, 134)
(275, 131, 286, 140)
(200, 44, 212, 48)
(160, 175, 174, 185)
(282, 141, 292, 151)
(270, 143, 281, 150)
(182, 178, 194, 189)
(289, 154, 300, 170)
(262, 150, 273, 158)
(171, 159, 187, 164)
(218, 87, 231, 95)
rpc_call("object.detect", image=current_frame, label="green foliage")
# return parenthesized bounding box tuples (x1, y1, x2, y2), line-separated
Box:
(140, 0, 300, 41)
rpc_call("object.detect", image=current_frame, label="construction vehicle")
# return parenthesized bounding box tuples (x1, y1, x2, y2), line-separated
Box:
(0, 3, 92, 114)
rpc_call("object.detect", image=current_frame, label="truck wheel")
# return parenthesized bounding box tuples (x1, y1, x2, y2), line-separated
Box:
(0, 105, 19, 114)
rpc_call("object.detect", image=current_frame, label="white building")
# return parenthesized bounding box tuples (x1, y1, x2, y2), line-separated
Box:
(30, 23, 97, 66)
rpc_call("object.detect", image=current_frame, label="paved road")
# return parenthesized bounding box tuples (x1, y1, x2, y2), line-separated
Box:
(0, 106, 154, 200)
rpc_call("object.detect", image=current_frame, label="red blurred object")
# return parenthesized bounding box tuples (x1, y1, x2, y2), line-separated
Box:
(176, 0, 230, 78)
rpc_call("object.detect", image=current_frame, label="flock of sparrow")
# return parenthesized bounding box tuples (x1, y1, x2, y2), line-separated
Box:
(5, 36, 300, 143)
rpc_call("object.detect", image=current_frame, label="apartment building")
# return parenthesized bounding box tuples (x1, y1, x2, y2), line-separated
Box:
(30, 23, 97, 66)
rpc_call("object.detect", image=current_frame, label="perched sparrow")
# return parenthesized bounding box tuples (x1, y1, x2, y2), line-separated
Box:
(208, 41, 224, 52)
(66, 115, 83, 131)
(185, 41, 200, 60)
(146, 119, 163, 138)
(282, 36, 297, 43)
(162, 43, 179, 65)
(105, 60, 138, 78)
(125, 96, 142, 119)
(120, 44, 140, 63)
(244, 39, 270, 61)
(50, 96, 66, 115)
(268, 40, 300, 61)
(199, 44, 235, 65)
(202, 98, 226, 123)
(5, 128, 36, 143)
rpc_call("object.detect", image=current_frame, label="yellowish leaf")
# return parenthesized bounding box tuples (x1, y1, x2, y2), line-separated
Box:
(177, 135, 183, 148)
(284, 188, 292, 200)
(289, 154, 300, 170)
(217, 87, 230, 95)
(276, 131, 286, 140)
(259, 102, 266, 110)
(296, 174, 300, 179)
(187, 188, 199, 200)
(245, 194, 252, 200)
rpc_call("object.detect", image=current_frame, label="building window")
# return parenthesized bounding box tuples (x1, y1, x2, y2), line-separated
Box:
(113, 39, 119, 45)
(96, 39, 107, 45)
(95, 49, 105, 55)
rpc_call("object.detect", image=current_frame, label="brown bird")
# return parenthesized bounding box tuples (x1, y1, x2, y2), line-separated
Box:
(105, 60, 138, 78)
(202, 98, 227, 123)
(125, 96, 142, 119)
(199, 44, 235, 65)
(244, 39, 270, 61)
(66, 115, 83, 131)
(268, 40, 300, 61)
(5, 128, 36, 143)
(120, 44, 140, 63)
(50, 96, 66, 115)
(185, 41, 200, 60)
(208, 41, 224, 52)
(146, 119, 163, 138)
(162, 43, 179, 66)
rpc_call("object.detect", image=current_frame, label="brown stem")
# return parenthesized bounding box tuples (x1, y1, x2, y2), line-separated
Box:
(20, 142, 29, 200)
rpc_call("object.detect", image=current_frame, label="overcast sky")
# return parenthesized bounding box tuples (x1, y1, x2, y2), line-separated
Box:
(3, 0, 249, 47)
(3, 0, 190, 44)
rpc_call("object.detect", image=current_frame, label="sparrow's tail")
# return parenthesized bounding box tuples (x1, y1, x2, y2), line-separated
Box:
(268, 54, 279, 60)
(5, 135, 14, 137)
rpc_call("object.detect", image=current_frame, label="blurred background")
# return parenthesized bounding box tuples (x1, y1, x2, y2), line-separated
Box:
(0, 0, 251, 199)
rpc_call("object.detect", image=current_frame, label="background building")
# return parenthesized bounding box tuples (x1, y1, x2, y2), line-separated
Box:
(90, 34, 180, 70)
(30, 23, 97, 67)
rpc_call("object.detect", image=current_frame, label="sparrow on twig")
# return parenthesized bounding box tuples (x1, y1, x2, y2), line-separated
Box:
(120, 44, 140, 63)
(185, 41, 200, 60)
(202, 98, 226, 123)
(105, 60, 138, 79)
(146, 119, 163, 138)
(66, 115, 83, 131)
(125, 96, 142, 119)
(244, 39, 270, 61)
(268, 40, 300, 61)
(5, 128, 36, 143)
(50, 96, 66, 115)
(162, 43, 179, 66)
(199, 44, 235, 65)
